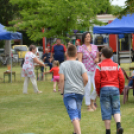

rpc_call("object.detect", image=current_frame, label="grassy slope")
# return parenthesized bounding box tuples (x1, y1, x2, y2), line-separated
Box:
(0, 64, 134, 134)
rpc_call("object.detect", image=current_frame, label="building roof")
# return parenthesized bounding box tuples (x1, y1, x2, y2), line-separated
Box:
(97, 14, 116, 23)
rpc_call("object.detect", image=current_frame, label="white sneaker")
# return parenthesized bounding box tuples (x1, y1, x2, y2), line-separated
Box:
(53, 89, 56, 92)
(37, 91, 42, 94)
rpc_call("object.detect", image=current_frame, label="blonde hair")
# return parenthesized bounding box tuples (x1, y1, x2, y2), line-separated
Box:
(53, 60, 59, 67)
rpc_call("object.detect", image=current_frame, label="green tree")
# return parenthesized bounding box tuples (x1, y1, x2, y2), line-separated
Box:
(0, 0, 19, 26)
(114, 0, 133, 18)
(9, 0, 110, 41)
(111, 5, 124, 15)
(98, 0, 112, 14)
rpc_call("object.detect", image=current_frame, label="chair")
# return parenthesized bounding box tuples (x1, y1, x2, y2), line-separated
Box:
(3, 71, 16, 82)
(121, 68, 134, 104)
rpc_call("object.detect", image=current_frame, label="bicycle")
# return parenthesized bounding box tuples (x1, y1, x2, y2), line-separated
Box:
(0, 54, 17, 67)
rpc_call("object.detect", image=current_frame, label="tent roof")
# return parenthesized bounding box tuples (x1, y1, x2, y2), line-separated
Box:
(93, 14, 134, 34)
(0, 23, 22, 40)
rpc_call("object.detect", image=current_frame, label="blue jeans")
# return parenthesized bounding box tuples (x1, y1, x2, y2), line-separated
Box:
(100, 87, 120, 120)
(63, 93, 84, 121)
(41, 62, 52, 72)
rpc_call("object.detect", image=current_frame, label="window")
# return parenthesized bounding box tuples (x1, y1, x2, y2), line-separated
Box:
(38, 47, 43, 52)
(14, 46, 28, 51)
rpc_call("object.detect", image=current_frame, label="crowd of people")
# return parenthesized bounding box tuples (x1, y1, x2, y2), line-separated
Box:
(21, 32, 125, 134)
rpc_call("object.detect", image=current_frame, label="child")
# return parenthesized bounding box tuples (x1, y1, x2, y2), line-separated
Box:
(95, 46, 125, 134)
(65, 42, 73, 60)
(128, 70, 134, 96)
(128, 70, 134, 86)
(59, 45, 88, 134)
(44, 60, 60, 92)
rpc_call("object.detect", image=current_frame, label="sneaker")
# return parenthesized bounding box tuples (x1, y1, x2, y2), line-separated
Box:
(37, 91, 42, 94)
(117, 127, 124, 134)
(91, 105, 97, 111)
(53, 89, 56, 92)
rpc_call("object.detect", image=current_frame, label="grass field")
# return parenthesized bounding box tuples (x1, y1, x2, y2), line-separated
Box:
(0, 64, 134, 134)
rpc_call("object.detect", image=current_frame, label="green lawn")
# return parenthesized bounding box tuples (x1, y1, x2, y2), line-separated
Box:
(0, 64, 134, 134)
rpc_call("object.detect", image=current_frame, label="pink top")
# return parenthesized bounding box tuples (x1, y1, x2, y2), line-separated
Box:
(78, 44, 98, 72)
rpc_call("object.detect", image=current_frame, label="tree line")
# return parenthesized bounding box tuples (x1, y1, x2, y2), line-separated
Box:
(0, 0, 131, 42)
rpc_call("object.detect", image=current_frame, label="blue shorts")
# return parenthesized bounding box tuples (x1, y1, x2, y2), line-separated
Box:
(63, 93, 84, 122)
(100, 87, 120, 120)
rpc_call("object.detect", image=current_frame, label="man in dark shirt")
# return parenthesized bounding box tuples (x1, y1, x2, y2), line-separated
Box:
(41, 48, 52, 71)
(50, 39, 66, 63)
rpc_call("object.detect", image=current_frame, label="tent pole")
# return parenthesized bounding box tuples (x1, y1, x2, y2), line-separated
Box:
(21, 34, 23, 45)
(20, 34, 23, 81)
(129, 34, 132, 69)
(116, 35, 119, 65)
(8, 40, 12, 83)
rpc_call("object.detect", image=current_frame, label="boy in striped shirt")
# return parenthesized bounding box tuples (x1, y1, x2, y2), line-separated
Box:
(95, 46, 125, 134)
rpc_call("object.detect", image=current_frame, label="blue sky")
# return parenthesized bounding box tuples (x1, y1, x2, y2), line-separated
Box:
(111, 0, 126, 6)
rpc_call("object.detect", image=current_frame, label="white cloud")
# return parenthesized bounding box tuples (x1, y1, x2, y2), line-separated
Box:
(111, 0, 126, 6)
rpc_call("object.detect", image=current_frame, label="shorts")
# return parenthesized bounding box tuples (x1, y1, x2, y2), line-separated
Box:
(63, 93, 84, 122)
(100, 87, 120, 120)
(53, 76, 60, 82)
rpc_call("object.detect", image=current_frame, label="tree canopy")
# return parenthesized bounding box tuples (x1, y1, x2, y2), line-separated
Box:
(115, 0, 134, 18)
(9, 0, 111, 41)
(0, 0, 19, 26)
(111, 5, 124, 14)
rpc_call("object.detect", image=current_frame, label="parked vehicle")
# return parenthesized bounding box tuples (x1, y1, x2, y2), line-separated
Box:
(0, 48, 4, 56)
(0, 49, 18, 66)
(12, 45, 28, 59)
(11, 49, 18, 62)
(0, 48, 18, 65)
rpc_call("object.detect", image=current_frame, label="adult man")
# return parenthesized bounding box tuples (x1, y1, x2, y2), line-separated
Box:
(40, 47, 52, 81)
(42, 47, 52, 70)
(50, 39, 66, 63)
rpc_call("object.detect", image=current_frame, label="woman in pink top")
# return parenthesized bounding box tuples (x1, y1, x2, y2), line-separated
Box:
(78, 32, 99, 111)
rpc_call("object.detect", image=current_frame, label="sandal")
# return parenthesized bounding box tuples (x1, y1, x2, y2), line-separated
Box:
(87, 106, 94, 112)
(91, 105, 97, 111)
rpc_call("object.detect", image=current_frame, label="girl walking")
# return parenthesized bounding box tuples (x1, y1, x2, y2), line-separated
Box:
(44, 60, 60, 92)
